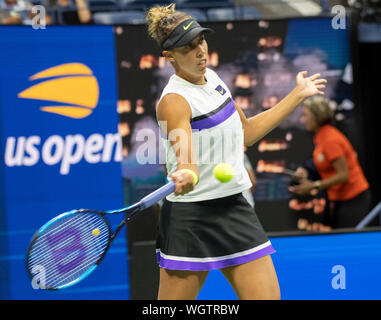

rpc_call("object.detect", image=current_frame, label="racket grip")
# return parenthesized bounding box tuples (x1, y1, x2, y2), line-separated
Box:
(140, 181, 176, 209)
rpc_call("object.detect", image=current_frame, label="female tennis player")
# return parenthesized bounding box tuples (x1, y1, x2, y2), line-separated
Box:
(146, 4, 327, 300)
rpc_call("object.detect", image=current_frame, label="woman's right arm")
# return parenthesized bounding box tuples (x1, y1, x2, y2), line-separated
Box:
(235, 71, 327, 146)
(157, 93, 199, 195)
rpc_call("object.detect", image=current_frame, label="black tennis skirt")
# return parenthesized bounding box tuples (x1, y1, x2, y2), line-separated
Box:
(156, 192, 275, 271)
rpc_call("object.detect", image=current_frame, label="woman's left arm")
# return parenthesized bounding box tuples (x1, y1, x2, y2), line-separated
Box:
(235, 71, 327, 146)
(289, 156, 349, 195)
(316, 156, 349, 190)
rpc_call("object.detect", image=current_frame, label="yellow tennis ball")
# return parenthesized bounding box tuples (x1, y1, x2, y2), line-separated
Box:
(92, 228, 100, 236)
(213, 163, 234, 183)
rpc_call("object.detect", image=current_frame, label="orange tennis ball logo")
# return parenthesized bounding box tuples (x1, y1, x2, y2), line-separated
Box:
(18, 63, 99, 119)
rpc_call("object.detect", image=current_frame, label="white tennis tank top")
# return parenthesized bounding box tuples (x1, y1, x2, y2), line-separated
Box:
(158, 68, 252, 202)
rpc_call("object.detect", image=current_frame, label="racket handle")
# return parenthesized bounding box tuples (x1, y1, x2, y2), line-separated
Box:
(140, 181, 176, 209)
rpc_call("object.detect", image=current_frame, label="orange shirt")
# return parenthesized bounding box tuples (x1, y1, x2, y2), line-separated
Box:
(313, 124, 369, 201)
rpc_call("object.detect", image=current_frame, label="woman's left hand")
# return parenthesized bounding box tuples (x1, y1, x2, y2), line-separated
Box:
(296, 71, 327, 99)
(289, 179, 318, 196)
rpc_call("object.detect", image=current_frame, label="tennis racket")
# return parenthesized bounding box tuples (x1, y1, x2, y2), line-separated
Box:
(26, 181, 175, 290)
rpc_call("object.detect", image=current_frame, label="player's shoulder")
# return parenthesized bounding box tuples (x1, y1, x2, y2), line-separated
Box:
(206, 67, 220, 80)
(160, 75, 190, 104)
(160, 92, 188, 104)
(157, 93, 191, 120)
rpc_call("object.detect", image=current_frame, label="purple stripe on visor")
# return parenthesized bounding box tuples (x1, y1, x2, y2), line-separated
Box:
(156, 244, 275, 271)
(190, 99, 236, 131)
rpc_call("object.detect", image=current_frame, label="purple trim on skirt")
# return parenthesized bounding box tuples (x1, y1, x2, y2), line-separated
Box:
(156, 244, 276, 271)
(190, 100, 236, 131)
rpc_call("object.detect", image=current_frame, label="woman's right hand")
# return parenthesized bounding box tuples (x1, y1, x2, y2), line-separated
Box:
(295, 71, 327, 99)
(171, 170, 196, 196)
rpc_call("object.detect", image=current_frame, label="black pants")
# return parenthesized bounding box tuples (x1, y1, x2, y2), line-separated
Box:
(330, 189, 372, 228)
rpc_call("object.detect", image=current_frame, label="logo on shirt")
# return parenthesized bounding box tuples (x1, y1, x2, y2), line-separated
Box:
(215, 85, 226, 95)
(317, 152, 325, 162)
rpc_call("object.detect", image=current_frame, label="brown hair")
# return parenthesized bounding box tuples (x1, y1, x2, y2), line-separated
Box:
(146, 3, 192, 47)
(303, 96, 334, 127)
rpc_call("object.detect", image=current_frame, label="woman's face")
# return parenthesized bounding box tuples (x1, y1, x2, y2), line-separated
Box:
(301, 106, 319, 132)
(167, 33, 208, 83)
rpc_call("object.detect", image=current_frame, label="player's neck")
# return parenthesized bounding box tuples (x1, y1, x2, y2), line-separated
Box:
(175, 69, 207, 85)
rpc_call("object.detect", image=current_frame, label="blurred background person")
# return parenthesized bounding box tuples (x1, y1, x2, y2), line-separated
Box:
(0, 0, 32, 24)
(289, 96, 372, 229)
(45, 0, 92, 24)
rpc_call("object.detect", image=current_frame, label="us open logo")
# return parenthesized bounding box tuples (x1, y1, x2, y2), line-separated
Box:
(17, 62, 99, 119)
(4, 62, 122, 175)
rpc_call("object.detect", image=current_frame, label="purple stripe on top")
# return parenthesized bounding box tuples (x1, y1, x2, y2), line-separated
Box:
(156, 244, 276, 271)
(190, 99, 236, 131)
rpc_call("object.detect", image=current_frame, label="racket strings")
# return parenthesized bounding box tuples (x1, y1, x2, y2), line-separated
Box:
(32, 213, 107, 259)
(29, 214, 105, 262)
(29, 220, 108, 288)
(29, 229, 109, 283)
(34, 229, 109, 281)
(28, 216, 107, 273)
(34, 211, 98, 243)
(49, 258, 102, 288)
(28, 212, 110, 289)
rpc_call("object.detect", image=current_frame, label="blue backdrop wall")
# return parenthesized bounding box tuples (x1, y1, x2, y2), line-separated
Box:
(0, 26, 129, 299)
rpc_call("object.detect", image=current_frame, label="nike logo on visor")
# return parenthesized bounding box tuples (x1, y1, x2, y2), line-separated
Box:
(183, 21, 194, 30)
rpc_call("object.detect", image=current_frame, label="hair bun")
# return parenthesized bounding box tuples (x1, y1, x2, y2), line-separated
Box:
(146, 4, 176, 42)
